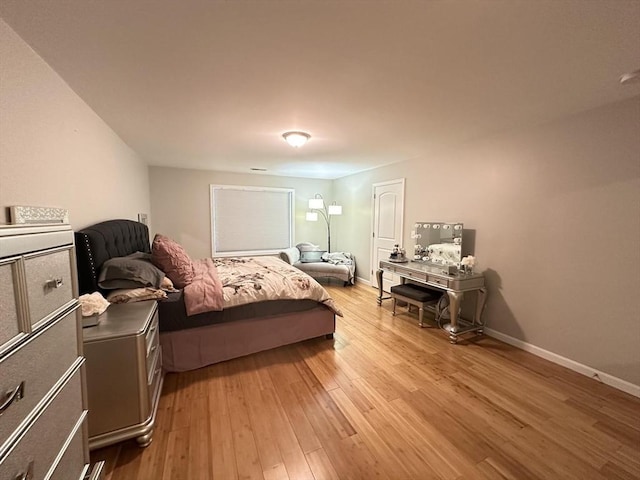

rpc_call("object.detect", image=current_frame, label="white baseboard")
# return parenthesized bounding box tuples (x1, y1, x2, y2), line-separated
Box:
(484, 328, 640, 398)
(356, 276, 371, 286)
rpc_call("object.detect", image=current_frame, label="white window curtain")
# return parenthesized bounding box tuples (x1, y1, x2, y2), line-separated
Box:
(210, 185, 294, 256)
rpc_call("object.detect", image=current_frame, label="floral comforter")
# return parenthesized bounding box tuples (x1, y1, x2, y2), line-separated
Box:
(183, 256, 342, 317)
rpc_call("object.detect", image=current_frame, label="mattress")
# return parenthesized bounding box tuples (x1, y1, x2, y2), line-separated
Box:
(158, 291, 323, 332)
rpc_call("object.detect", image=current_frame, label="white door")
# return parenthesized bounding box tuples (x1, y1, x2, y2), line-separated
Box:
(371, 179, 405, 291)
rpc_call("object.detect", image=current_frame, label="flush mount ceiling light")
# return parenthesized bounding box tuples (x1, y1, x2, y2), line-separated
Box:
(282, 131, 311, 147)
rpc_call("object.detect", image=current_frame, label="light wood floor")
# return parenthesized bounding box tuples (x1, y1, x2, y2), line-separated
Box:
(92, 282, 640, 480)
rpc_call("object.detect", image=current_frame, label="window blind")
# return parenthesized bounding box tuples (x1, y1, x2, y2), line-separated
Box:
(210, 185, 294, 255)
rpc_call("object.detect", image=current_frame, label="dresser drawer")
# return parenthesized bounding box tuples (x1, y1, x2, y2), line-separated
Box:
(0, 258, 25, 353)
(24, 247, 74, 328)
(0, 306, 81, 455)
(0, 365, 84, 480)
(49, 415, 88, 480)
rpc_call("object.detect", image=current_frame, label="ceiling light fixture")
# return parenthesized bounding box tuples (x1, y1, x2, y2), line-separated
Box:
(283, 131, 311, 147)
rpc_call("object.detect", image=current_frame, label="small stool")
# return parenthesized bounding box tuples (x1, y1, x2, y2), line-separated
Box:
(390, 284, 440, 327)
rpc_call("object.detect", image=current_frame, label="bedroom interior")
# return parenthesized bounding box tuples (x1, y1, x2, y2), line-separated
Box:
(0, 1, 639, 479)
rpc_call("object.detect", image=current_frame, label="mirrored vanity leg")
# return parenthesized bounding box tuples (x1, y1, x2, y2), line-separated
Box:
(447, 291, 464, 344)
(376, 269, 384, 305)
(474, 287, 488, 334)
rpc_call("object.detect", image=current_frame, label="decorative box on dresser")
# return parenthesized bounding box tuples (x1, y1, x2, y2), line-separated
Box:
(0, 224, 103, 480)
(82, 300, 163, 449)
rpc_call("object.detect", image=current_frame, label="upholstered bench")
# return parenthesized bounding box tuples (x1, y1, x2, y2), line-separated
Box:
(390, 283, 440, 327)
(279, 247, 355, 285)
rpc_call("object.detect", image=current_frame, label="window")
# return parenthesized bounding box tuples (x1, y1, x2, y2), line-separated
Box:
(210, 185, 294, 256)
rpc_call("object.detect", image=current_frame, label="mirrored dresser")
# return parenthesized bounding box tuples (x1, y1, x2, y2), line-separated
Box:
(0, 224, 103, 480)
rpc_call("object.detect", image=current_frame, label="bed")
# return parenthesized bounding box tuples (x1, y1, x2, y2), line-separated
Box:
(74, 219, 338, 372)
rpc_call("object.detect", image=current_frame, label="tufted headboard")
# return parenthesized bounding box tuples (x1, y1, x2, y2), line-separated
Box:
(75, 219, 151, 294)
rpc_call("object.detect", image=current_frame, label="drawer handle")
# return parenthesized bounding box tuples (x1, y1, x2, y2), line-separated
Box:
(14, 461, 34, 480)
(45, 278, 64, 289)
(0, 381, 25, 415)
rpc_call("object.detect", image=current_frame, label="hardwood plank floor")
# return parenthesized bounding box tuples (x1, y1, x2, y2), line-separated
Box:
(91, 283, 640, 479)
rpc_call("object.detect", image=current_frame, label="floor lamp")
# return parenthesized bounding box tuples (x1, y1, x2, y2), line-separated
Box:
(306, 194, 342, 253)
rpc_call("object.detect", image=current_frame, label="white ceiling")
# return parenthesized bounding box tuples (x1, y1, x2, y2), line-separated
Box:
(1, 1, 639, 179)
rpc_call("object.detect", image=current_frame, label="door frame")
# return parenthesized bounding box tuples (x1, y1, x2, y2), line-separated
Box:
(370, 178, 405, 288)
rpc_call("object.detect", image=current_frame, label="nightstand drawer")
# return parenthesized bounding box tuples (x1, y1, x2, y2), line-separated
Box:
(0, 258, 24, 353)
(0, 365, 83, 480)
(23, 247, 74, 328)
(148, 351, 163, 402)
(145, 313, 159, 358)
(0, 306, 80, 455)
(147, 339, 160, 385)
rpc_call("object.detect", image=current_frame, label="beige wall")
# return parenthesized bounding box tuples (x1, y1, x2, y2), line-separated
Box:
(0, 20, 149, 230)
(333, 97, 640, 386)
(149, 167, 333, 259)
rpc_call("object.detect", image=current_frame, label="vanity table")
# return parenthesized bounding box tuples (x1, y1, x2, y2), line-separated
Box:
(377, 260, 487, 343)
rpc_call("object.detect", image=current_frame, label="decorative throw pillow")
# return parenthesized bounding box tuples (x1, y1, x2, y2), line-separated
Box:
(300, 250, 326, 263)
(296, 242, 322, 252)
(151, 234, 195, 288)
(106, 287, 167, 304)
(98, 252, 165, 289)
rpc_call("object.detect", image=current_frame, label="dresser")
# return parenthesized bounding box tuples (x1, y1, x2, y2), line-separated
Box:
(82, 300, 163, 449)
(0, 224, 103, 480)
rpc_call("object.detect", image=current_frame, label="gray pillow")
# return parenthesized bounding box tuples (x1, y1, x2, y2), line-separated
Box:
(299, 250, 326, 263)
(98, 252, 166, 289)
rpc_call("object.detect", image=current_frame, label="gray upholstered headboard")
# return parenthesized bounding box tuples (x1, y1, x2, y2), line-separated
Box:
(74, 219, 151, 294)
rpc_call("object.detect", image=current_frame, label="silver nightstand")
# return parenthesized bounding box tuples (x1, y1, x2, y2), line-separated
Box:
(82, 301, 164, 449)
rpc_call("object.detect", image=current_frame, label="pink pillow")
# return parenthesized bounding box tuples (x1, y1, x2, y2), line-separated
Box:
(151, 234, 195, 288)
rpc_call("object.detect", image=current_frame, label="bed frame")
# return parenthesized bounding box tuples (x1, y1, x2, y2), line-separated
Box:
(74, 219, 336, 371)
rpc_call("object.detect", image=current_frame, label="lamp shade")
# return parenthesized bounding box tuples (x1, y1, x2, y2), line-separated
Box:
(306, 212, 318, 221)
(309, 198, 324, 209)
(328, 204, 342, 215)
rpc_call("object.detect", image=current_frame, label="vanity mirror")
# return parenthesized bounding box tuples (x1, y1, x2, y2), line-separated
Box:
(412, 222, 463, 265)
